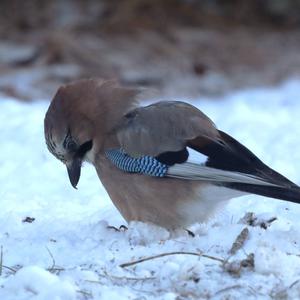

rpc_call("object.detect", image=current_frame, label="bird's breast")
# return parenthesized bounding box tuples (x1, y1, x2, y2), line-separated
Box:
(95, 156, 243, 229)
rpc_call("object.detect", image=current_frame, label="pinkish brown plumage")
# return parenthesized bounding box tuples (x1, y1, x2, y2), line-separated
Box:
(44, 78, 300, 229)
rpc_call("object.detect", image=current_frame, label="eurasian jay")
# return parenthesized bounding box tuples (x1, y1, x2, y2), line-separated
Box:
(44, 78, 300, 229)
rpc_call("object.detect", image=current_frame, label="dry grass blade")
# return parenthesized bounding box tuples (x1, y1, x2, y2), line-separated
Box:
(0, 246, 17, 275)
(46, 246, 56, 271)
(1, 265, 17, 274)
(101, 269, 156, 282)
(0, 245, 3, 276)
(229, 227, 249, 255)
(214, 284, 243, 296)
(120, 251, 224, 268)
(76, 289, 93, 299)
(289, 279, 300, 290)
(45, 246, 65, 274)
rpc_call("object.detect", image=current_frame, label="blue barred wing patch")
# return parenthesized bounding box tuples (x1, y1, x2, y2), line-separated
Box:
(105, 149, 168, 177)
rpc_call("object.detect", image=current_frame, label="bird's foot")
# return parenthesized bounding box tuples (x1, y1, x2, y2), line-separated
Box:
(107, 225, 128, 232)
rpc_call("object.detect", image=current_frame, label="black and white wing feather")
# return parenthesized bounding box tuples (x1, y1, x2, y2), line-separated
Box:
(115, 101, 300, 203)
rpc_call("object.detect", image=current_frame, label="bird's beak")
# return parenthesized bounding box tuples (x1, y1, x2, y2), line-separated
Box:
(66, 157, 82, 189)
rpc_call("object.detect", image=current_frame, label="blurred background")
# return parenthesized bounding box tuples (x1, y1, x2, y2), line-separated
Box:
(0, 0, 300, 100)
(1, 4, 300, 298)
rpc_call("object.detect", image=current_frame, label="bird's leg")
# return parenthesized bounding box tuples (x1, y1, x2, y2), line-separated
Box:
(119, 225, 128, 231)
(185, 229, 195, 237)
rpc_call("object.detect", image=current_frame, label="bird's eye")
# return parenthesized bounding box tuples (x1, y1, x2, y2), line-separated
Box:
(66, 140, 77, 152)
(76, 140, 93, 158)
(63, 130, 77, 152)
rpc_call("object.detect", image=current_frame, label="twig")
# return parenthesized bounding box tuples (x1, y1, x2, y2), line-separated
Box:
(229, 227, 249, 255)
(48, 267, 65, 272)
(46, 247, 55, 270)
(87, 275, 156, 284)
(120, 251, 224, 268)
(76, 289, 93, 299)
(45, 247, 64, 274)
(46, 246, 55, 271)
(104, 269, 156, 281)
(87, 269, 156, 285)
(289, 279, 300, 290)
(0, 247, 18, 275)
(1, 265, 17, 274)
(213, 284, 242, 296)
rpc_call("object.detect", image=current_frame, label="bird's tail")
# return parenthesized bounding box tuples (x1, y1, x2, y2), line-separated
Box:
(224, 182, 300, 205)
(167, 162, 300, 204)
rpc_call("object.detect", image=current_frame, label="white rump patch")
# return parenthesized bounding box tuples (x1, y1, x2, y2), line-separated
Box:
(187, 147, 208, 164)
(176, 185, 245, 225)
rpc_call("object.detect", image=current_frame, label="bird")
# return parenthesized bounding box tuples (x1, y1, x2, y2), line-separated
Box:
(44, 78, 300, 229)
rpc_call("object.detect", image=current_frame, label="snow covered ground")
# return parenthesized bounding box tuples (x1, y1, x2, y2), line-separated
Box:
(0, 78, 300, 300)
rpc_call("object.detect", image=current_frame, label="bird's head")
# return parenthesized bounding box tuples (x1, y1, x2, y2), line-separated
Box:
(44, 80, 99, 189)
(44, 78, 138, 188)
(44, 122, 93, 189)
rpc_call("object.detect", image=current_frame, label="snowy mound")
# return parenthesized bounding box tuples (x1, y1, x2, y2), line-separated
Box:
(0, 79, 300, 299)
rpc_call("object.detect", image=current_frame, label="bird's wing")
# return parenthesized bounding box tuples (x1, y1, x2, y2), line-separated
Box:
(115, 101, 300, 203)
(116, 101, 220, 158)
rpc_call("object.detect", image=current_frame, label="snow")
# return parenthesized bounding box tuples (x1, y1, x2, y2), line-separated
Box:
(2, 266, 75, 300)
(0, 78, 300, 299)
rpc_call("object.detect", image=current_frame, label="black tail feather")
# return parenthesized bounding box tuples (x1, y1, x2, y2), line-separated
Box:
(224, 182, 300, 205)
(218, 131, 298, 188)
(188, 129, 300, 204)
(188, 130, 298, 189)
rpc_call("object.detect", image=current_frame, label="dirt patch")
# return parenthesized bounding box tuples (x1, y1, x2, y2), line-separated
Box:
(0, 1, 300, 100)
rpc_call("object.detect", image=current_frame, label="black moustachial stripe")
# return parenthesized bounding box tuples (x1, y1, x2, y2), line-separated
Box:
(76, 140, 93, 158)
